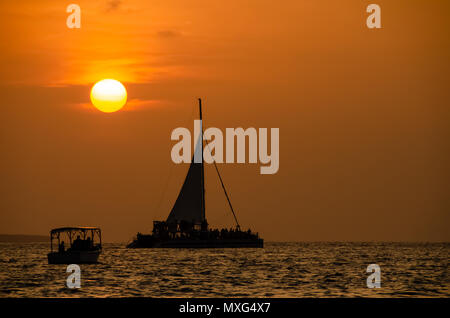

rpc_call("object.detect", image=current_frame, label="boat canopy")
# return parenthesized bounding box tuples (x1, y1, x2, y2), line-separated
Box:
(49, 227, 102, 252)
(50, 227, 100, 234)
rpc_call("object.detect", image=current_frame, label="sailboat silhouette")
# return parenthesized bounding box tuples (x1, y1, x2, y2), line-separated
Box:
(127, 99, 263, 248)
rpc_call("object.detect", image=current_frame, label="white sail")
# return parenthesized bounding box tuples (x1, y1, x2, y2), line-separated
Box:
(166, 118, 205, 224)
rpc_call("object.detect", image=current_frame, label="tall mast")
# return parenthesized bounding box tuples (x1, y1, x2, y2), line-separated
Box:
(199, 98, 206, 222)
(202, 122, 241, 230)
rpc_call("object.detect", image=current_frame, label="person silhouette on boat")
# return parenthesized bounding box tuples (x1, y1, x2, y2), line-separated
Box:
(86, 237, 92, 250)
(59, 241, 65, 253)
(72, 235, 83, 250)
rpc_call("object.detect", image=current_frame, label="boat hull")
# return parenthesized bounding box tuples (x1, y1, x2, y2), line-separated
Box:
(47, 250, 101, 264)
(128, 238, 263, 248)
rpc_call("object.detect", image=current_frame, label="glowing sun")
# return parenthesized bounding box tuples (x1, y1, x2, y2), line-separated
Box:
(90, 79, 127, 113)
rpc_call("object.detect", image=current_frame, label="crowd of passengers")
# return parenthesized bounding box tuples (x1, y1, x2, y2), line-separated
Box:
(149, 220, 259, 240)
(58, 235, 97, 252)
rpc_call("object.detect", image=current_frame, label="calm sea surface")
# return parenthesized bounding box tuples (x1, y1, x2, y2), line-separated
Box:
(0, 242, 448, 297)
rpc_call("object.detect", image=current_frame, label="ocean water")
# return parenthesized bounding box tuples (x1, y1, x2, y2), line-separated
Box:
(0, 242, 448, 297)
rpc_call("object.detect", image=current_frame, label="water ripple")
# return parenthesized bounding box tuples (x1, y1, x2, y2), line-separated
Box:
(0, 242, 448, 297)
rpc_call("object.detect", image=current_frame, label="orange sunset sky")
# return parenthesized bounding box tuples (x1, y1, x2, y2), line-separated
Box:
(0, 0, 449, 242)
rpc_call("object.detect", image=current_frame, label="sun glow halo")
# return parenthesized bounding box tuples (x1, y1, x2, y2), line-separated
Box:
(90, 79, 127, 113)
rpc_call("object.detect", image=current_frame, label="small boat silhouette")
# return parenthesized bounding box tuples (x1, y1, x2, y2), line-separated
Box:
(47, 227, 102, 264)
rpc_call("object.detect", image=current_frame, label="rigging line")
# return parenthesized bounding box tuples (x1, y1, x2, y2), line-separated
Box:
(153, 161, 175, 219)
(203, 132, 241, 229)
